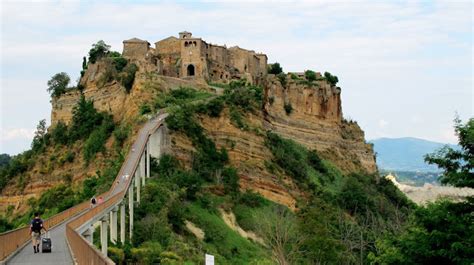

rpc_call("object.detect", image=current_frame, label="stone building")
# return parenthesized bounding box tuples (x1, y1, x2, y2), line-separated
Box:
(122, 31, 267, 84)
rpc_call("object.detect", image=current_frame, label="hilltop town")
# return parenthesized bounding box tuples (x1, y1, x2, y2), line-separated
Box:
(122, 31, 267, 84)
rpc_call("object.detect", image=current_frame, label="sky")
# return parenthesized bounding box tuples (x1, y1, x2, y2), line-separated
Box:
(0, 0, 472, 155)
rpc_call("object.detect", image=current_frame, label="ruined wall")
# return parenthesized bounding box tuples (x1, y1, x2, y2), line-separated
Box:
(122, 38, 150, 60)
(263, 76, 377, 174)
(155, 37, 181, 78)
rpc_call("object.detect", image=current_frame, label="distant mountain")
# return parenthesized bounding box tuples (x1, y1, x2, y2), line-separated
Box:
(370, 137, 458, 172)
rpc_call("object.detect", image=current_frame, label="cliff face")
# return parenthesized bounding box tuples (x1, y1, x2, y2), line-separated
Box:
(263, 77, 377, 174)
(5, 53, 377, 214)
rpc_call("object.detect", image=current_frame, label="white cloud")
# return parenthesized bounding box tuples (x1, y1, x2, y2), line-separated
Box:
(378, 119, 389, 129)
(0, 128, 35, 141)
(0, 0, 471, 153)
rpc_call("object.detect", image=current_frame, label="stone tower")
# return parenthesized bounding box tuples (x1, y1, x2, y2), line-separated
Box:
(179, 32, 206, 78)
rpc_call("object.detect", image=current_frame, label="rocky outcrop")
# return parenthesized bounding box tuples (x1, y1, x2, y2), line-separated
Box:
(263, 76, 377, 174)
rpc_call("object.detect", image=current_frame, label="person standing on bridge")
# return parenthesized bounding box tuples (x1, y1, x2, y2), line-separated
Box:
(30, 212, 47, 253)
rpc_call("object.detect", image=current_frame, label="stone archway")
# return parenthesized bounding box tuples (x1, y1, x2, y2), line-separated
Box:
(187, 64, 195, 76)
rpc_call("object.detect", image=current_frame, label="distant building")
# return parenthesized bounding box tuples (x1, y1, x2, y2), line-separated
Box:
(122, 31, 268, 84)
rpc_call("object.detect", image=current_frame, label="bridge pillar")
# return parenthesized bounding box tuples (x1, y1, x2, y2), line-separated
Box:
(141, 154, 146, 186)
(120, 203, 126, 244)
(146, 141, 151, 178)
(100, 216, 108, 255)
(83, 225, 94, 244)
(135, 172, 141, 203)
(149, 127, 162, 158)
(128, 186, 134, 241)
(110, 207, 118, 243)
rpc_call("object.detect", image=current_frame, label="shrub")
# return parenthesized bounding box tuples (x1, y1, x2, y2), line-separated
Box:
(230, 107, 247, 130)
(307, 150, 327, 174)
(47, 72, 70, 98)
(108, 247, 125, 264)
(88, 40, 111, 64)
(268, 63, 283, 75)
(130, 241, 163, 264)
(284, 102, 293, 115)
(113, 124, 130, 149)
(83, 115, 115, 164)
(112, 56, 128, 72)
(51, 121, 68, 145)
(222, 167, 239, 194)
(277, 73, 287, 87)
(139, 104, 152, 115)
(304, 70, 317, 82)
(168, 199, 186, 232)
(324, 72, 339, 86)
(238, 190, 267, 208)
(265, 132, 308, 182)
(205, 97, 224, 117)
(290, 73, 299, 80)
(120, 63, 138, 93)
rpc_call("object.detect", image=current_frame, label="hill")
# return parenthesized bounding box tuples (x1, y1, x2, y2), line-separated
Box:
(0, 33, 414, 264)
(370, 137, 457, 172)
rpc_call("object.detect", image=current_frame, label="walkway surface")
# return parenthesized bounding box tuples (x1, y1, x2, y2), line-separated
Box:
(7, 222, 73, 265)
(6, 113, 167, 265)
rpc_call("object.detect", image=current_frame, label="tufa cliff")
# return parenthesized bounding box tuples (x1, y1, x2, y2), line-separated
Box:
(3, 31, 376, 212)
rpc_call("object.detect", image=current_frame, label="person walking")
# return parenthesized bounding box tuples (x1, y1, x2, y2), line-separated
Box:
(30, 212, 47, 254)
(90, 196, 97, 208)
(98, 196, 104, 204)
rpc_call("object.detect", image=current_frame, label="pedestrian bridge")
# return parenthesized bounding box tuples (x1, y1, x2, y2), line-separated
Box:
(0, 113, 169, 265)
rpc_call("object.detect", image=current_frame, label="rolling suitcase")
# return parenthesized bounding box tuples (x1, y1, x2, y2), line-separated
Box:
(42, 232, 52, 253)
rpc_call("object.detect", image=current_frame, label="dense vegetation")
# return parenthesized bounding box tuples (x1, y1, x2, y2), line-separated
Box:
(106, 81, 417, 264)
(0, 93, 128, 231)
(369, 118, 474, 264)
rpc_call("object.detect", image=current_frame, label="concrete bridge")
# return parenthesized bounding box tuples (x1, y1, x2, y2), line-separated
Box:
(0, 112, 169, 264)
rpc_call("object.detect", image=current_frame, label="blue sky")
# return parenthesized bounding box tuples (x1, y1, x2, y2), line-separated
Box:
(0, 0, 472, 155)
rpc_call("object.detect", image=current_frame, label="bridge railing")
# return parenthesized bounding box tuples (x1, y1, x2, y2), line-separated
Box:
(0, 115, 164, 263)
(66, 191, 123, 265)
(66, 116, 164, 264)
(0, 194, 93, 260)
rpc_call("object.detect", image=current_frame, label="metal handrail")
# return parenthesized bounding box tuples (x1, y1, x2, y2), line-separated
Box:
(0, 194, 93, 260)
(0, 115, 164, 263)
(66, 116, 165, 264)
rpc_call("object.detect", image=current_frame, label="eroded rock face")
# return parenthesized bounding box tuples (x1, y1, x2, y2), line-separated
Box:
(37, 58, 377, 213)
(263, 76, 377, 174)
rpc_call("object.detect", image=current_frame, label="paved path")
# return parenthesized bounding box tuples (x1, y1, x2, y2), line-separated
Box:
(7, 222, 73, 265)
(6, 113, 167, 264)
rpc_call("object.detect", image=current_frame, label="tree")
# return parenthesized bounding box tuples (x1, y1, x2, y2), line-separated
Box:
(324, 72, 339, 86)
(31, 119, 47, 152)
(254, 205, 303, 265)
(0, 154, 11, 169)
(88, 40, 111, 64)
(69, 95, 103, 141)
(268, 63, 283, 75)
(425, 117, 473, 188)
(82, 56, 87, 70)
(370, 118, 474, 264)
(304, 70, 317, 82)
(47, 72, 70, 98)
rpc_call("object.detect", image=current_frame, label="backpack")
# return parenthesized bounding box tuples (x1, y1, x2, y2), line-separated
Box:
(31, 218, 43, 233)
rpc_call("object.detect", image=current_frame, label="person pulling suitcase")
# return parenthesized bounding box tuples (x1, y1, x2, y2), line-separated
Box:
(30, 212, 47, 254)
